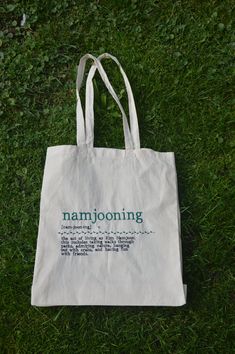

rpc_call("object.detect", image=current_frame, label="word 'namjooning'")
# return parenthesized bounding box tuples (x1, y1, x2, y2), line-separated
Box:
(62, 208, 144, 224)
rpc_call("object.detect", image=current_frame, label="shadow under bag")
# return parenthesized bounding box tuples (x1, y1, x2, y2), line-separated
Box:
(31, 53, 187, 306)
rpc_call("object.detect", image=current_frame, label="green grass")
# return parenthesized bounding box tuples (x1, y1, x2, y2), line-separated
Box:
(0, 0, 234, 352)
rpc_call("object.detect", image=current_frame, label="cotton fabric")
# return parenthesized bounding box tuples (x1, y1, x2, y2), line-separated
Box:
(31, 53, 187, 306)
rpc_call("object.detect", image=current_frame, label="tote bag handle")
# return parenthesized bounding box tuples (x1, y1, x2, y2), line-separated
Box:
(85, 53, 140, 149)
(76, 54, 134, 149)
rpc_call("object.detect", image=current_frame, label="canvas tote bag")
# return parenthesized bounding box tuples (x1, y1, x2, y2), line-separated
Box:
(31, 53, 187, 306)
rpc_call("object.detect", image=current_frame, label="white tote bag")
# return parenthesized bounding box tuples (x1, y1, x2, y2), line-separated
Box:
(31, 53, 187, 306)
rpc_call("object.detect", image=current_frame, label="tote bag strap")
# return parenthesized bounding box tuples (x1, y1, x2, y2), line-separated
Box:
(76, 53, 134, 149)
(85, 53, 140, 149)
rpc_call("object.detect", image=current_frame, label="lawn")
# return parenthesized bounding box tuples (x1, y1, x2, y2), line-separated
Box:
(0, 0, 234, 353)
